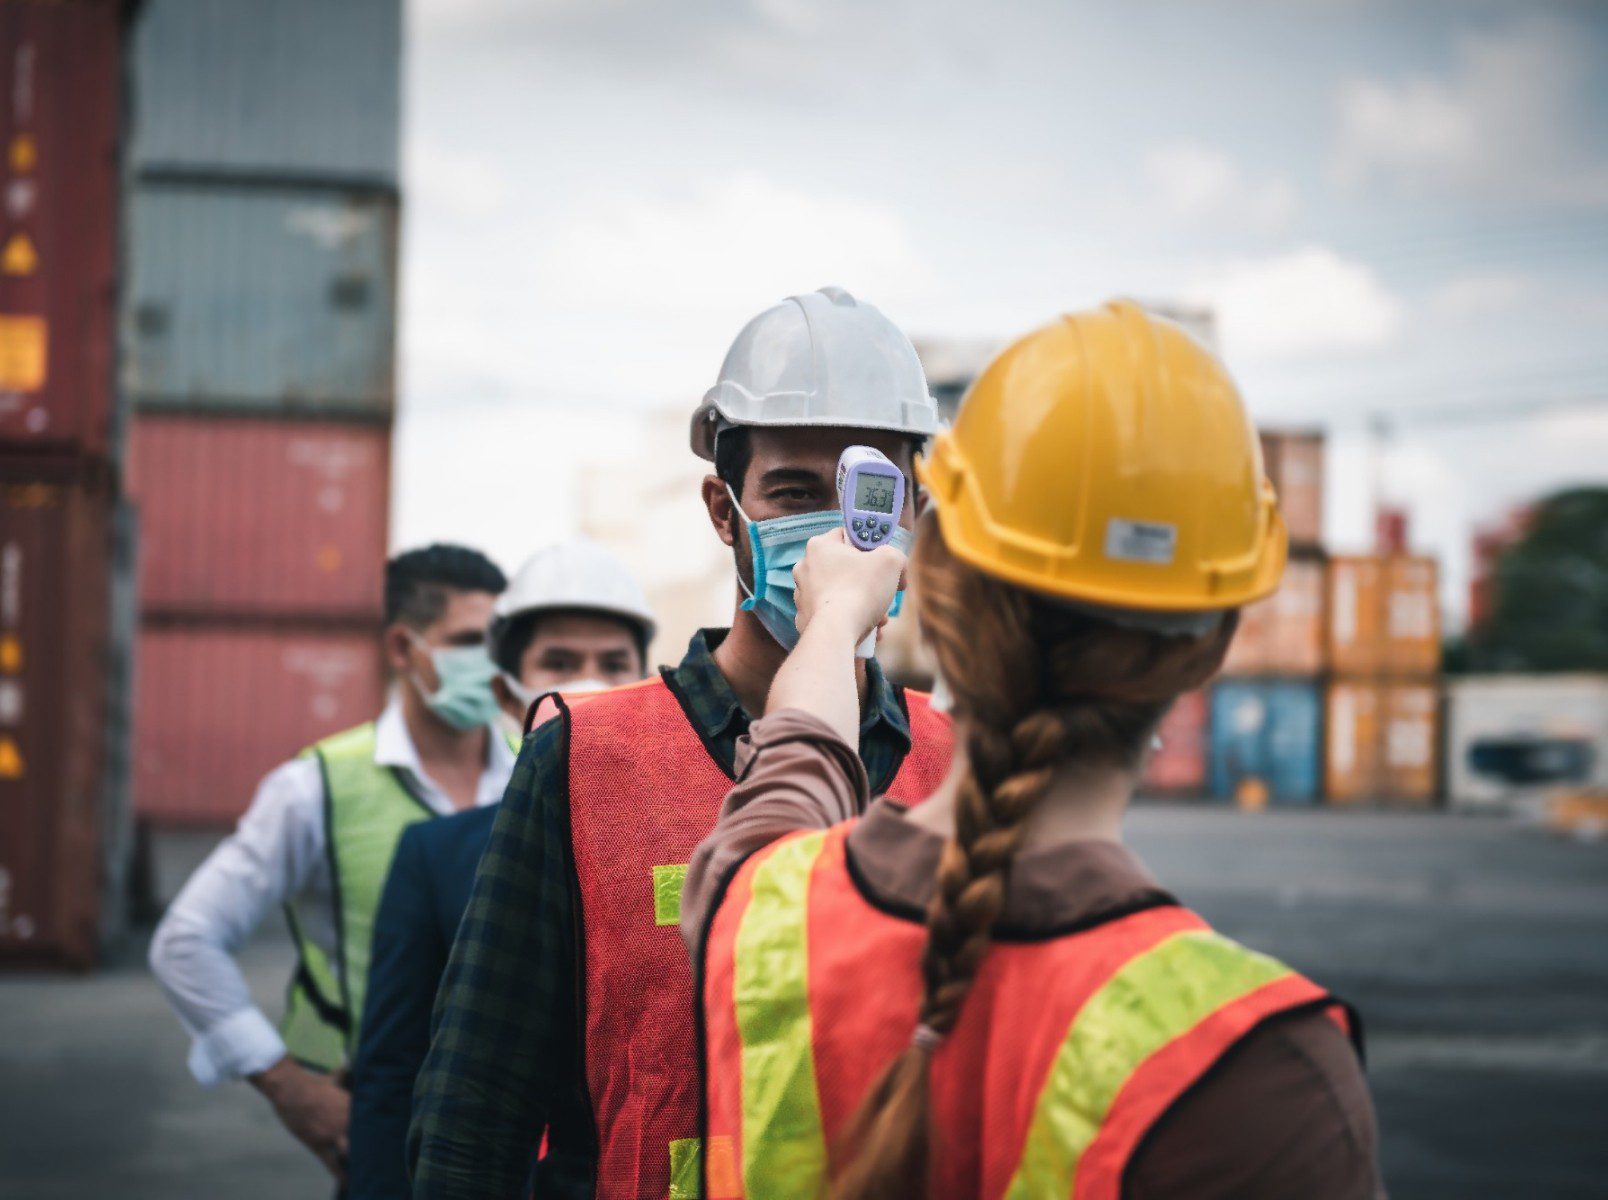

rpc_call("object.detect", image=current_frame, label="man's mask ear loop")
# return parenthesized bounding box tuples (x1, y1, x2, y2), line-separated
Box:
(725, 482, 759, 604)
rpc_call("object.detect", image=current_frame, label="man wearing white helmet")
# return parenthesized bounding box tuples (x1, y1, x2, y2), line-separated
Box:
(346, 538, 653, 1198)
(487, 538, 658, 735)
(411, 288, 955, 1198)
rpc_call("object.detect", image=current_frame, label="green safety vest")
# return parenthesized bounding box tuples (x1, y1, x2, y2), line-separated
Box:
(280, 723, 435, 1071)
(279, 722, 519, 1071)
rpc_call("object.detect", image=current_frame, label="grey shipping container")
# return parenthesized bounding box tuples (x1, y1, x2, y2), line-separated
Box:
(129, 0, 401, 185)
(125, 181, 397, 415)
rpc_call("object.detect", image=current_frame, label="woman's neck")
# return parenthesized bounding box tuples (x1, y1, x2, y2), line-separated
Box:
(904, 744, 1132, 849)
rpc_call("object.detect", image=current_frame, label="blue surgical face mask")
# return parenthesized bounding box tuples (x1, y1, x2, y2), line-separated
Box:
(727, 484, 911, 652)
(409, 634, 501, 732)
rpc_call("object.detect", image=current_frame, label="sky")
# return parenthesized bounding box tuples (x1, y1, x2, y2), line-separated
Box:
(390, 0, 1608, 631)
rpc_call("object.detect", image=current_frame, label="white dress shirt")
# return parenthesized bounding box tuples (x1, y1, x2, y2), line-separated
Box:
(147, 696, 516, 1087)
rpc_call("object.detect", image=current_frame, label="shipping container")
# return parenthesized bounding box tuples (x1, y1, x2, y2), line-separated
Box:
(1383, 556, 1440, 676)
(0, 459, 112, 967)
(1326, 680, 1439, 806)
(1223, 554, 1325, 676)
(129, 0, 401, 184)
(127, 414, 391, 619)
(0, 0, 121, 457)
(1142, 688, 1210, 795)
(134, 623, 386, 825)
(1209, 679, 1322, 806)
(1326, 555, 1441, 677)
(1444, 674, 1608, 811)
(1261, 430, 1324, 549)
(125, 180, 398, 415)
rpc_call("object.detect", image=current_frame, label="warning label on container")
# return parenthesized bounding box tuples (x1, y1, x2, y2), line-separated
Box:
(0, 315, 46, 391)
(0, 735, 23, 780)
(1, 233, 37, 276)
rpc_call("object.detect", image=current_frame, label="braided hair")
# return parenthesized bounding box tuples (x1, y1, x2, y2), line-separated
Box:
(832, 513, 1238, 1199)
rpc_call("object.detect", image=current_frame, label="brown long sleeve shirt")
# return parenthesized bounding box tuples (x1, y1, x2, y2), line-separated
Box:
(683, 709, 1385, 1200)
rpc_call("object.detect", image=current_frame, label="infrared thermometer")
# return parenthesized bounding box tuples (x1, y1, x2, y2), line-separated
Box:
(836, 446, 907, 659)
(836, 446, 906, 550)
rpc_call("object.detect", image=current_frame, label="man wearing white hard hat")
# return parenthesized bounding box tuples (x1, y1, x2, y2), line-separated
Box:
(487, 538, 658, 737)
(411, 288, 955, 1197)
(346, 538, 654, 1198)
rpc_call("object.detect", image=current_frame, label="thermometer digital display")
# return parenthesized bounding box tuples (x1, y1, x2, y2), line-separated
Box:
(836, 445, 906, 550)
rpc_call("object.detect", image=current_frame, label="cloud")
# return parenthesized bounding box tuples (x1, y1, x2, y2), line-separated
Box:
(1187, 245, 1406, 362)
(405, 140, 514, 220)
(1428, 271, 1535, 322)
(545, 172, 938, 311)
(1144, 143, 1297, 234)
(1331, 17, 1608, 202)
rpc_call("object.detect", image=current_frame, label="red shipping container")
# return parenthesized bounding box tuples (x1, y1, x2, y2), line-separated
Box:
(0, 459, 111, 967)
(127, 413, 392, 619)
(1143, 688, 1210, 794)
(0, 1, 121, 455)
(134, 623, 385, 825)
(1261, 430, 1324, 549)
(1223, 554, 1326, 676)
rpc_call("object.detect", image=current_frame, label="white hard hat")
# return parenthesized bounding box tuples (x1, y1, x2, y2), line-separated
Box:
(689, 286, 939, 461)
(493, 538, 657, 644)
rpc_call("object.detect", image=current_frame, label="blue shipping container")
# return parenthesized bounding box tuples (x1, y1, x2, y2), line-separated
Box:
(129, 0, 401, 184)
(1209, 679, 1322, 805)
(125, 181, 397, 415)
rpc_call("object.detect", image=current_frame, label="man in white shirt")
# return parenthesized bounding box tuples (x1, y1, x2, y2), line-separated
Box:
(149, 543, 514, 1185)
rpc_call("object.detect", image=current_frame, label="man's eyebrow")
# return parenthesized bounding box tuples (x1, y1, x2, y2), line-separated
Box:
(757, 467, 826, 488)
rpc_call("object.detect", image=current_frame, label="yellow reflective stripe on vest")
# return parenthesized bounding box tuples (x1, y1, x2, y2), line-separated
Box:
(1004, 929, 1293, 1199)
(732, 830, 831, 1199)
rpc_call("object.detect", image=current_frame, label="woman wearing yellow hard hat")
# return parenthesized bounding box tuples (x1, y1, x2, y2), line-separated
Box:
(680, 301, 1381, 1199)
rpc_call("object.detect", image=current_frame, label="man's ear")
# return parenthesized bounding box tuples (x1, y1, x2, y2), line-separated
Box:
(382, 624, 415, 673)
(702, 474, 737, 548)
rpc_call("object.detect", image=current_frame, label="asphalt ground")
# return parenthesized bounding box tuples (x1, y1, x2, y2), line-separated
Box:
(1, 806, 1604, 1198)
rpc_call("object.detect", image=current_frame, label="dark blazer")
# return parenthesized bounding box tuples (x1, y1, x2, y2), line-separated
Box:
(348, 805, 499, 1198)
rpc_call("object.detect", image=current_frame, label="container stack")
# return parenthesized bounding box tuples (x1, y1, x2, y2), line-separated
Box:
(1323, 554, 1441, 807)
(1199, 431, 1328, 807)
(0, 1, 126, 967)
(123, 0, 402, 826)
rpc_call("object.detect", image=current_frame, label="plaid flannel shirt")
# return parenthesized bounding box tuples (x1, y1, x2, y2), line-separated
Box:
(407, 628, 914, 1198)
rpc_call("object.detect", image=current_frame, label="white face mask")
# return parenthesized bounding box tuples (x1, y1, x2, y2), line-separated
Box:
(502, 673, 615, 710)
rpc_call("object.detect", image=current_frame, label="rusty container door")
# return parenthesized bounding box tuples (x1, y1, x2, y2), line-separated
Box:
(1383, 681, 1439, 805)
(1327, 556, 1385, 676)
(133, 623, 385, 825)
(1223, 554, 1325, 676)
(1325, 679, 1382, 804)
(1142, 687, 1210, 795)
(0, 0, 121, 456)
(0, 460, 111, 967)
(127, 414, 391, 620)
(1383, 556, 1441, 677)
(1261, 430, 1324, 550)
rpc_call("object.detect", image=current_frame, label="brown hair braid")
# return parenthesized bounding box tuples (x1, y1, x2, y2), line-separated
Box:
(832, 513, 1237, 1199)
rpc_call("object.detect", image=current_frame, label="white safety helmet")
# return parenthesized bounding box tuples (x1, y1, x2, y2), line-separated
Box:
(689, 286, 940, 461)
(491, 538, 657, 658)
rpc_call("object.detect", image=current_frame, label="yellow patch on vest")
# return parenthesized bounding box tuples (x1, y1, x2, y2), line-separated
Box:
(653, 863, 689, 926)
(670, 1135, 739, 1200)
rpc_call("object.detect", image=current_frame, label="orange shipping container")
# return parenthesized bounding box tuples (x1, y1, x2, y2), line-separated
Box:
(1143, 688, 1209, 794)
(1326, 679, 1439, 806)
(1383, 556, 1440, 676)
(1261, 431, 1324, 548)
(1326, 556, 1384, 675)
(1223, 555, 1325, 676)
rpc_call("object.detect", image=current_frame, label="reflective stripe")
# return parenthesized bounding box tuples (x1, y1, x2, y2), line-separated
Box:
(654, 863, 689, 926)
(732, 830, 831, 1199)
(1004, 929, 1293, 1199)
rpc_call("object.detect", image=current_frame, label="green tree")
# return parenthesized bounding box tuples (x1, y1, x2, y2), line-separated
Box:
(1470, 487, 1608, 672)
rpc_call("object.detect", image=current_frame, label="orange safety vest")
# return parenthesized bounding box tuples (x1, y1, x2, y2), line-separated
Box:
(563, 674, 952, 1198)
(700, 824, 1359, 1200)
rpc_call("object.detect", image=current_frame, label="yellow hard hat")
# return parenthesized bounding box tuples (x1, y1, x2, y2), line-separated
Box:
(917, 300, 1286, 615)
